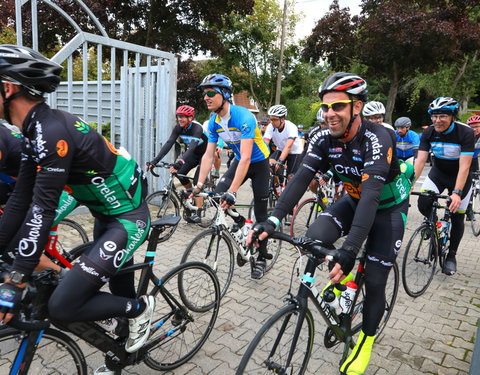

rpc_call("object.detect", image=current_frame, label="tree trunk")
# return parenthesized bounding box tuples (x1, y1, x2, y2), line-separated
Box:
(384, 62, 399, 125)
(457, 50, 478, 114)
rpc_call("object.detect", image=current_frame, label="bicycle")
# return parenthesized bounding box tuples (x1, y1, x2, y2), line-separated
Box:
(0, 214, 221, 374)
(402, 191, 451, 298)
(290, 174, 332, 237)
(181, 192, 283, 299)
(236, 231, 399, 374)
(466, 170, 480, 236)
(146, 162, 217, 242)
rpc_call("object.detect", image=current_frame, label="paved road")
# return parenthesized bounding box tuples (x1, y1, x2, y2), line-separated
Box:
(43, 164, 480, 374)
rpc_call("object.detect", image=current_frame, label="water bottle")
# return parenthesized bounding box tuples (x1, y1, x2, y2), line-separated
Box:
(243, 218, 253, 239)
(437, 220, 447, 239)
(323, 288, 342, 316)
(231, 223, 243, 244)
(339, 281, 358, 314)
(275, 184, 282, 196)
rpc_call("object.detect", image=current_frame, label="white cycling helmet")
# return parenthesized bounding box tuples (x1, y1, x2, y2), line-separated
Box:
(268, 104, 288, 117)
(363, 101, 386, 117)
(317, 108, 325, 123)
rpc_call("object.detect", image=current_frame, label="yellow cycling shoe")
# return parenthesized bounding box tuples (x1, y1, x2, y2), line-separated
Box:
(340, 330, 375, 374)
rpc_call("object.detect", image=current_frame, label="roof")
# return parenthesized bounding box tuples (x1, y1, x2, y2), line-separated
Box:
(233, 91, 259, 113)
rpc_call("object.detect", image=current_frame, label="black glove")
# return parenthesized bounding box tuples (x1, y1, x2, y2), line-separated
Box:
(146, 161, 155, 170)
(172, 159, 185, 171)
(0, 283, 24, 315)
(221, 190, 237, 206)
(276, 158, 285, 167)
(334, 247, 356, 275)
(321, 172, 333, 183)
(192, 185, 203, 196)
(252, 219, 277, 238)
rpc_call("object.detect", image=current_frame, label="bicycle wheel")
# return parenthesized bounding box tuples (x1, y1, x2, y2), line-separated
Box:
(181, 228, 235, 299)
(265, 220, 282, 272)
(236, 304, 314, 375)
(144, 261, 220, 371)
(198, 197, 217, 228)
(402, 223, 438, 297)
(291, 198, 324, 237)
(50, 219, 89, 265)
(146, 190, 180, 242)
(0, 326, 87, 374)
(350, 261, 399, 341)
(471, 188, 480, 236)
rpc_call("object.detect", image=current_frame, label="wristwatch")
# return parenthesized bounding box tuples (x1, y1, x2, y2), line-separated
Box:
(9, 270, 28, 285)
(452, 189, 463, 197)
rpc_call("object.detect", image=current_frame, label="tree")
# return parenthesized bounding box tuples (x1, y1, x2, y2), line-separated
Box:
(302, 0, 480, 123)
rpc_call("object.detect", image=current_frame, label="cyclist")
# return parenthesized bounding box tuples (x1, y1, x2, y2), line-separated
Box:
(0, 45, 153, 357)
(147, 105, 207, 223)
(395, 116, 420, 165)
(193, 73, 271, 279)
(362, 100, 395, 132)
(0, 121, 79, 275)
(467, 115, 480, 171)
(249, 72, 413, 375)
(265, 104, 304, 180)
(413, 97, 475, 275)
(259, 116, 270, 136)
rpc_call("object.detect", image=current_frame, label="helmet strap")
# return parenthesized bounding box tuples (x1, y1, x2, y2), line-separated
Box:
(341, 94, 356, 139)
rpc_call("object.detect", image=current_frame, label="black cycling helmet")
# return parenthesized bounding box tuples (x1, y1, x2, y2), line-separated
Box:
(318, 72, 368, 139)
(318, 72, 368, 102)
(0, 44, 62, 96)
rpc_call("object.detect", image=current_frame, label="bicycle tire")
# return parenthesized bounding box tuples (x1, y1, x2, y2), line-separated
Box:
(181, 228, 235, 300)
(144, 261, 220, 371)
(291, 198, 325, 237)
(402, 223, 438, 297)
(236, 303, 314, 375)
(471, 188, 480, 236)
(0, 326, 87, 374)
(146, 190, 180, 242)
(350, 261, 399, 341)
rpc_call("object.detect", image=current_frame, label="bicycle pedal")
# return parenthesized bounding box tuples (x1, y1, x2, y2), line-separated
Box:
(237, 252, 247, 267)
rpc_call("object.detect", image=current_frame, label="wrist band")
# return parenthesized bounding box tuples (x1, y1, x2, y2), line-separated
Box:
(452, 189, 462, 196)
(267, 216, 280, 228)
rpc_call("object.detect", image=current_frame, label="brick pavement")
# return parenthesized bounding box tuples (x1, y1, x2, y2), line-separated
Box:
(53, 166, 480, 374)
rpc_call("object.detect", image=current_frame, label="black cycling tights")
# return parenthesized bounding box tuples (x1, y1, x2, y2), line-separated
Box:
(48, 259, 143, 322)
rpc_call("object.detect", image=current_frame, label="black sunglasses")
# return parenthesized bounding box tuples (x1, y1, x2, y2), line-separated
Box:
(203, 91, 218, 98)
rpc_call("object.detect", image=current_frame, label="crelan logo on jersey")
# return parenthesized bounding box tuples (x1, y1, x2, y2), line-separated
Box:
(91, 176, 121, 209)
(56, 140, 68, 157)
(74, 121, 90, 134)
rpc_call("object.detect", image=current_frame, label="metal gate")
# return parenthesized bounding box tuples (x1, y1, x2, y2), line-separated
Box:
(15, 0, 177, 190)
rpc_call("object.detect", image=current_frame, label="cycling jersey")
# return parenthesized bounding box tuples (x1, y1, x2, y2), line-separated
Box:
(207, 104, 269, 162)
(0, 123, 22, 179)
(0, 102, 148, 276)
(152, 120, 207, 165)
(264, 120, 303, 155)
(474, 136, 480, 159)
(272, 120, 413, 253)
(396, 130, 420, 160)
(419, 122, 475, 173)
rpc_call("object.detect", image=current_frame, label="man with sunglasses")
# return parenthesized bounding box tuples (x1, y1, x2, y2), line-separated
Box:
(248, 72, 413, 374)
(194, 73, 271, 279)
(147, 105, 207, 223)
(413, 97, 474, 275)
(265, 104, 304, 180)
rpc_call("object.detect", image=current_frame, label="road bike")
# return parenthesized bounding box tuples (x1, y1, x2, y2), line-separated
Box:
(402, 191, 451, 297)
(466, 171, 480, 236)
(146, 162, 217, 242)
(0, 214, 221, 374)
(236, 231, 399, 374)
(182, 192, 282, 299)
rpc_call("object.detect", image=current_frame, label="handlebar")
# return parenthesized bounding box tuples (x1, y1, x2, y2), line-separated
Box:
(411, 191, 450, 200)
(266, 231, 337, 261)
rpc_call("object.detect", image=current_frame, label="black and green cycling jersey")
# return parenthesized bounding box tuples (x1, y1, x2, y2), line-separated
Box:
(0, 102, 147, 276)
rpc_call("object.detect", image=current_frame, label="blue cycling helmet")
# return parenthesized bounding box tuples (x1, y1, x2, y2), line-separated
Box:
(428, 97, 459, 116)
(199, 73, 233, 101)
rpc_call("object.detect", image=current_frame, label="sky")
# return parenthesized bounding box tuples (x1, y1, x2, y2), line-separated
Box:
(293, 0, 362, 41)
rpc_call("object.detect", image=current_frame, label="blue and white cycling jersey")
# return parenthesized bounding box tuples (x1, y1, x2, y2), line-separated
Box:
(207, 104, 269, 163)
(396, 130, 419, 160)
(474, 137, 480, 159)
(419, 122, 475, 174)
